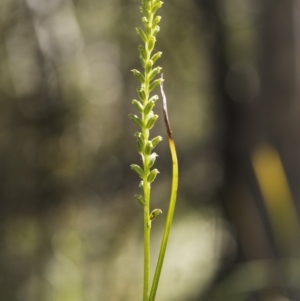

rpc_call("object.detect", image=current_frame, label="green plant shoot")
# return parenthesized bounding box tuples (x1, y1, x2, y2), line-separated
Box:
(129, 1, 178, 301)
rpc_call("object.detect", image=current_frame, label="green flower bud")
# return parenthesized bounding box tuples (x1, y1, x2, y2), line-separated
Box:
(132, 99, 144, 113)
(145, 141, 153, 155)
(151, 136, 163, 148)
(142, 16, 148, 25)
(144, 100, 155, 115)
(134, 131, 142, 137)
(152, 16, 161, 28)
(151, 52, 162, 64)
(146, 60, 153, 74)
(130, 164, 144, 178)
(148, 36, 156, 52)
(138, 45, 147, 61)
(148, 152, 158, 168)
(136, 27, 147, 43)
(128, 114, 143, 128)
(149, 67, 162, 81)
(147, 169, 159, 183)
(136, 133, 144, 154)
(135, 194, 146, 206)
(131, 69, 145, 83)
(153, 25, 160, 36)
(150, 208, 162, 221)
(152, 1, 163, 14)
(146, 114, 158, 129)
(137, 86, 146, 101)
(149, 78, 163, 92)
(149, 95, 159, 102)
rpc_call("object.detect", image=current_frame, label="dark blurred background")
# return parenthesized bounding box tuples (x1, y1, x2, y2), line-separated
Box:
(0, 0, 300, 300)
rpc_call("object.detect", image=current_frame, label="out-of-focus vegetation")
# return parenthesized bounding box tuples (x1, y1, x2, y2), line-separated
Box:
(0, 0, 299, 300)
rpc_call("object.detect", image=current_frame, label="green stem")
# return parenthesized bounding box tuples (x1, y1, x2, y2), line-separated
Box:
(148, 84, 179, 301)
(143, 183, 151, 301)
(142, 67, 150, 300)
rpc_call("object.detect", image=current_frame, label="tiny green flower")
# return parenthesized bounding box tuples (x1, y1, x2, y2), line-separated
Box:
(145, 141, 153, 155)
(147, 36, 156, 52)
(149, 95, 159, 102)
(152, 2, 163, 14)
(128, 113, 143, 128)
(138, 45, 147, 60)
(151, 52, 162, 63)
(149, 208, 162, 221)
(149, 78, 163, 92)
(146, 60, 153, 73)
(131, 69, 145, 83)
(151, 136, 163, 148)
(148, 67, 162, 81)
(152, 16, 161, 28)
(130, 164, 144, 178)
(137, 136, 144, 154)
(152, 25, 160, 36)
(148, 153, 158, 168)
(146, 114, 158, 129)
(135, 132, 145, 153)
(137, 86, 146, 101)
(132, 99, 144, 113)
(147, 169, 159, 183)
(135, 194, 146, 206)
(144, 100, 155, 115)
(136, 27, 147, 43)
